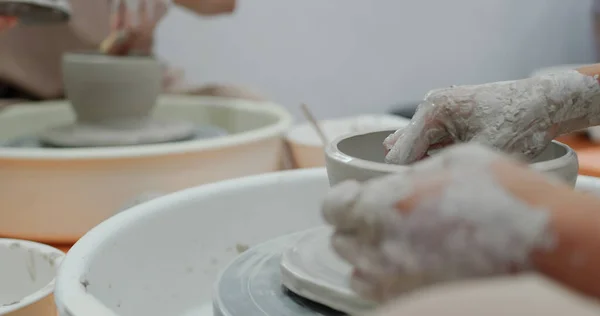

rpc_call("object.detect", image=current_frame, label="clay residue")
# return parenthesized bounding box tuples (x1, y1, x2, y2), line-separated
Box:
(41, 251, 64, 267)
(236, 243, 250, 254)
(1, 301, 19, 307)
(26, 250, 36, 282)
(80, 279, 90, 292)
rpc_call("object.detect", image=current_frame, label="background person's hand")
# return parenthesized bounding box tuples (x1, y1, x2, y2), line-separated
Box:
(384, 71, 600, 165)
(106, 0, 167, 55)
(322, 143, 563, 302)
(0, 16, 17, 32)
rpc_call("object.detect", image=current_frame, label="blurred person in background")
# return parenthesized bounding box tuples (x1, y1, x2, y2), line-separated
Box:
(0, 0, 264, 108)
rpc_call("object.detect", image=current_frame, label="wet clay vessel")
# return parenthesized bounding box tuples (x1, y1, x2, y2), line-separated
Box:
(325, 129, 579, 187)
(40, 53, 196, 147)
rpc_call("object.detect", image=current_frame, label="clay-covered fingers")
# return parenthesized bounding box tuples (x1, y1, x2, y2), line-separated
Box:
(323, 174, 415, 247)
(332, 227, 432, 302)
(331, 231, 410, 301)
(384, 101, 448, 165)
(322, 180, 362, 231)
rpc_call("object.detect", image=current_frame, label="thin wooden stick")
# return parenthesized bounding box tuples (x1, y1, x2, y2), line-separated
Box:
(300, 103, 329, 146)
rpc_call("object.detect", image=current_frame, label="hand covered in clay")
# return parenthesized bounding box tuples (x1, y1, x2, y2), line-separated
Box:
(385, 71, 600, 164)
(322, 143, 560, 302)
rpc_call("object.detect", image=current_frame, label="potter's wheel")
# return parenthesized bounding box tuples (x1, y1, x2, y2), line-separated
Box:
(1, 125, 228, 148)
(214, 227, 376, 316)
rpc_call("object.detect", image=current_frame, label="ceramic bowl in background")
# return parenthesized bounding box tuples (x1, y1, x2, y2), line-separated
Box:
(325, 129, 579, 187)
(0, 239, 64, 316)
(285, 115, 410, 168)
(62, 53, 162, 124)
(0, 95, 292, 243)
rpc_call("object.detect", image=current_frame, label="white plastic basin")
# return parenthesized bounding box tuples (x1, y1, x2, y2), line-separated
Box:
(54, 169, 600, 316)
(55, 168, 329, 316)
(0, 95, 292, 243)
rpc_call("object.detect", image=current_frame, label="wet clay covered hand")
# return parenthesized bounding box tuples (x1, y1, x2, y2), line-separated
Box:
(322, 143, 600, 302)
(385, 69, 600, 164)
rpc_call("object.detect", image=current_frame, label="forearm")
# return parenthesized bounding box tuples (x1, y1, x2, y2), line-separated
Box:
(540, 66, 600, 135)
(577, 64, 600, 83)
(494, 163, 600, 298)
(531, 191, 600, 298)
(531, 189, 600, 298)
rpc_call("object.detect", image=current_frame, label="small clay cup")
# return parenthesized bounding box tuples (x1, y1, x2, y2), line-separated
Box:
(325, 129, 579, 187)
(62, 52, 162, 125)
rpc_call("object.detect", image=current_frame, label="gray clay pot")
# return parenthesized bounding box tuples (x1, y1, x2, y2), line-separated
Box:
(62, 52, 162, 125)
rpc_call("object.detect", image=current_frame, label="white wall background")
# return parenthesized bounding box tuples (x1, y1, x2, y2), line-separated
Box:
(156, 0, 596, 120)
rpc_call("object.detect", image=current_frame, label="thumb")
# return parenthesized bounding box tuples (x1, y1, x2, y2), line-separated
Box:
(385, 101, 446, 164)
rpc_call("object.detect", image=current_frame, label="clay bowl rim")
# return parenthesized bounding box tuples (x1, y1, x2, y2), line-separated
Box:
(0, 239, 65, 315)
(325, 128, 577, 173)
(285, 115, 410, 147)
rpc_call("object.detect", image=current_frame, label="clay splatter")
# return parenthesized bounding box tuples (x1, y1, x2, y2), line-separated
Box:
(236, 243, 250, 254)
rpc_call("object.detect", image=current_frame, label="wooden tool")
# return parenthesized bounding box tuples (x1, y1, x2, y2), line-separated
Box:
(300, 103, 329, 146)
(99, 30, 135, 55)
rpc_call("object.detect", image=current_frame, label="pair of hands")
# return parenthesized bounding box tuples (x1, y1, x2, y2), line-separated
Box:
(324, 71, 600, 302)
(323, 143, 559, 302)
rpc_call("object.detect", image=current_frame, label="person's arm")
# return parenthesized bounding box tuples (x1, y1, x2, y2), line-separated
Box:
(531, 192, 600, 298)
(173, 0, 235, 15)
(536, 64, 600, 136)
(495, 166, 600, 298)
(577, 64, 600, 82)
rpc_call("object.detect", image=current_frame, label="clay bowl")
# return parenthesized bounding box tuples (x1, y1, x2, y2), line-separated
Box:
(285, 115, 410, 169)
(62, 52, 161, 124)
(0, 239, 65, 316)
(325, 129, 579, 187)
